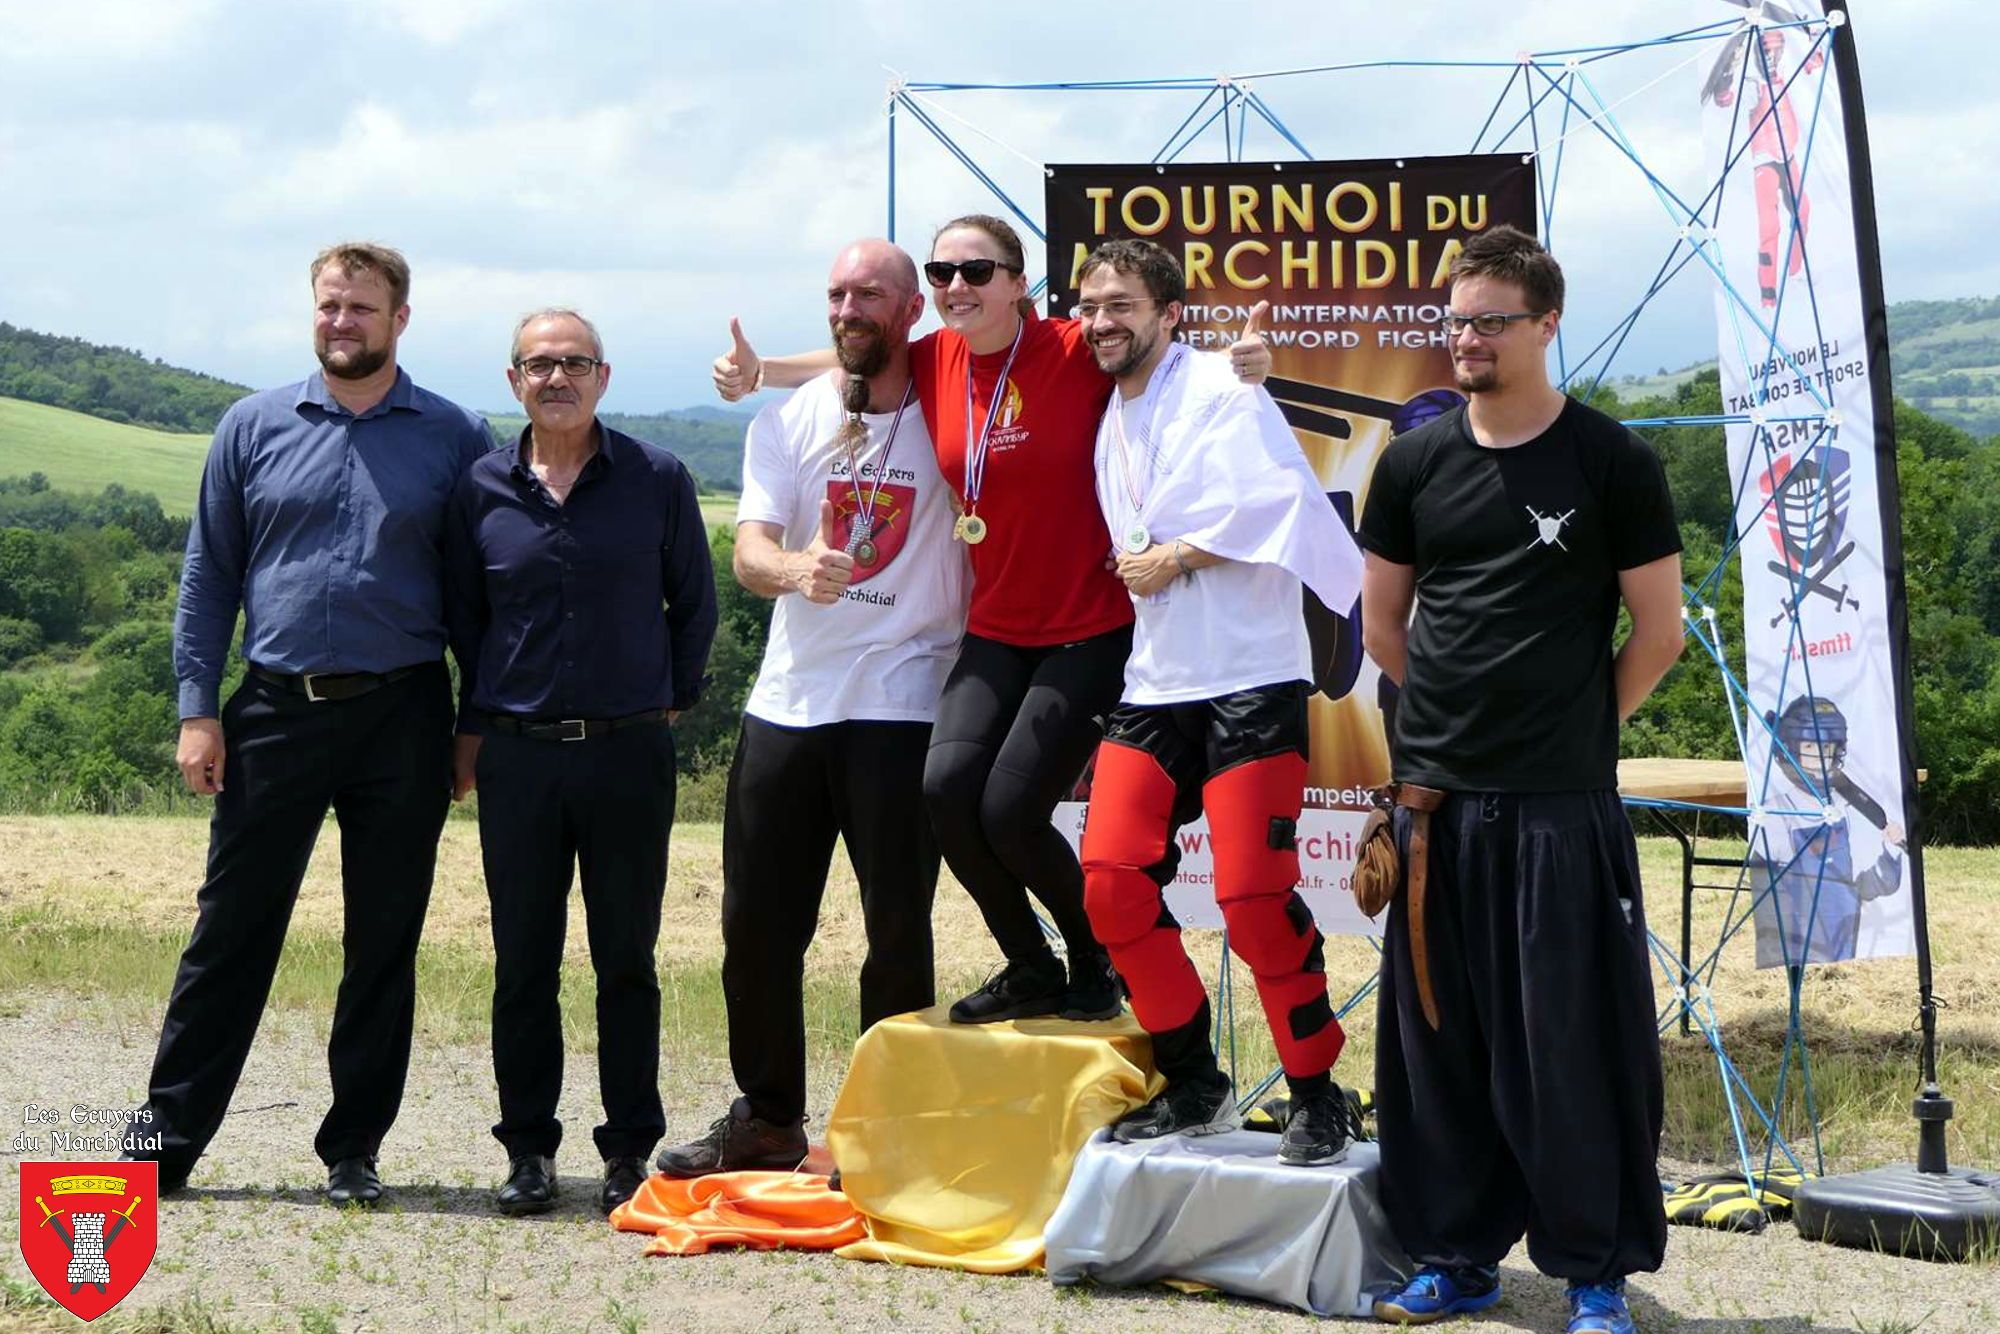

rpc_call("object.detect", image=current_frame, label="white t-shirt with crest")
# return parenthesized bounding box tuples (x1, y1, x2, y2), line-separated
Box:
(738, 372, 969, 726)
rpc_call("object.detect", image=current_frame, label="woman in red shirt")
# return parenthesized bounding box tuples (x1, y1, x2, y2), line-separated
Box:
(724, 216, 1268, 1026)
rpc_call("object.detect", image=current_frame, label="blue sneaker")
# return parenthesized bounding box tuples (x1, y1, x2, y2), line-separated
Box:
(1373, 1265, 1502, 1324)
(1566, 1280, 1635, 1334)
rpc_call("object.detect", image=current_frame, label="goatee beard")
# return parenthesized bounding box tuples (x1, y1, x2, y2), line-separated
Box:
(842, 373, 871, 416)
(1452, 366, 1496, 395)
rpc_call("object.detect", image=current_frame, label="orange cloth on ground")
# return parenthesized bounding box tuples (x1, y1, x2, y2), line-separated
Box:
(827, 1005, 1162, 1273)
(609, 1170, 864, 1256)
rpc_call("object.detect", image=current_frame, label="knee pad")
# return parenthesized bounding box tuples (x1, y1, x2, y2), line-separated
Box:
(1081, 743, 1181, 946)
(1218, 891, 1324, 980)
(1203, 752, 1307, 908)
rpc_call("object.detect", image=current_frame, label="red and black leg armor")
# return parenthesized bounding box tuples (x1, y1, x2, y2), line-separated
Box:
(1205, 751, 1344, 1078)
(1079, 739, 1206, 1034)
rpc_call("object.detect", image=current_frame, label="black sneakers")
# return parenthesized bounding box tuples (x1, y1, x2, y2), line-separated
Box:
(948, 953, 1068, 1024)
(1060, 949, 1124, 1021)
(1111, 1076, 1241, 1143)
(1279, 1084, 1356, 1167)
(655, 1100, 808, 1178)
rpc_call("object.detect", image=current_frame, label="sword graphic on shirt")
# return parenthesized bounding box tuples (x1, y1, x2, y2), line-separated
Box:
(1525, 506, 1574, 551)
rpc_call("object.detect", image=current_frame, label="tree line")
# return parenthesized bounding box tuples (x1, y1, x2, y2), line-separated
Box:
(2, 378, 1998, 840)
(0, 323, 250, 433)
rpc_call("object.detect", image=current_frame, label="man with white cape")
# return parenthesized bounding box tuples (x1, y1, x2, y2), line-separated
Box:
(1074, 239, 1364, 1167)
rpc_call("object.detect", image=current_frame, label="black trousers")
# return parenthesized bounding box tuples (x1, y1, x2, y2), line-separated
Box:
(1374, 790, 1668, 1284)
(476, 722, 675, 1161)
(137, 663, 453, 1172)
(922, 627, 1132, 963)
(721, 715, 939, 1125)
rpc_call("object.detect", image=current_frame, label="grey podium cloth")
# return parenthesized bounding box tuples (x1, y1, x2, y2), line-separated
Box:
(1044, 1130, 1412, 1317)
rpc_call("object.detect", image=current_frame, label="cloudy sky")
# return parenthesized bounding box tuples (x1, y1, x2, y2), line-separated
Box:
(1, 1, 1989, 417)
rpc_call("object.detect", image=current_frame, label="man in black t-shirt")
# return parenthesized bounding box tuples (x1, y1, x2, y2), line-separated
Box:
(1357, 226, 1684, 1334)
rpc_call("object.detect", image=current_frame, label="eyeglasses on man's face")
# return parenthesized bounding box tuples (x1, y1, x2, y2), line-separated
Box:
(515, 355, 602, 380)
(1439, 311, 1546, 338)
(1075, 297, 1156, 321)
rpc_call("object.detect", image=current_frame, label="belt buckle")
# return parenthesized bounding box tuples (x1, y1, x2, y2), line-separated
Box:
(302, 673, 329, 703)
(557, 719, 587, 742)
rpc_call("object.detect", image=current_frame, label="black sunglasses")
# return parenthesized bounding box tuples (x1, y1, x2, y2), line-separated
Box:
(923, 259, 1022, 288)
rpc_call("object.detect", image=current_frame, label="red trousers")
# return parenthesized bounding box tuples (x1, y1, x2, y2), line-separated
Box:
(1078, 684, 1343, 1078)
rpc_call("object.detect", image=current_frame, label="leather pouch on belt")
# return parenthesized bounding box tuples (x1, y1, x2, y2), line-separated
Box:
(1348, 783, 1448, 1030)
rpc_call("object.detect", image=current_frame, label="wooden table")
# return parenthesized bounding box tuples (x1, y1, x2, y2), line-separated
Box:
(1616, 757, 1924, 1033)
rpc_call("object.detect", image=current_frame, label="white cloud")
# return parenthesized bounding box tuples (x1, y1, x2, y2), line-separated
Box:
(0, 0, 219, 66)
(350, 0, 514, 44)
(0, 0, 1989, 409)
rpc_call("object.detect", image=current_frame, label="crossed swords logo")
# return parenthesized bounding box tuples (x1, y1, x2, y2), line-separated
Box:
(1765, 450, 1861, 627)
(33, 1191, 144, 1295)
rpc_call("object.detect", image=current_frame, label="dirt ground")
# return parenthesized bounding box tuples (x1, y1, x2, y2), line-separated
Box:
(2, 816, 1997, 1331)
(2, 989, 1995, 1334)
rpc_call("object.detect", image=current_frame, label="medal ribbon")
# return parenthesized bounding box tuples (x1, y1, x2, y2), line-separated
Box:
(841, 379, 913, 553)
(1106, 343, 1188, 536)
(961, 319, 1026, 515)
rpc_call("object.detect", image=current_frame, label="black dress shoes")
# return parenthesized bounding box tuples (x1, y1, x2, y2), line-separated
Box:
(326, 1156, 383, 1206)
(600, 1157, 648, 1215)
(497, 1154, 557, 1216)
(118, 1149, 190, 1197)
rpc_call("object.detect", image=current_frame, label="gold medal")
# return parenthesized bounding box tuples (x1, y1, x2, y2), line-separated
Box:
(961, 513, 988, 545)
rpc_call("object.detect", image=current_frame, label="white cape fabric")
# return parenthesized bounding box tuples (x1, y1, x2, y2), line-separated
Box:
(1099, 346, 1363, 612)
(1044, 1130, 1411, 1317)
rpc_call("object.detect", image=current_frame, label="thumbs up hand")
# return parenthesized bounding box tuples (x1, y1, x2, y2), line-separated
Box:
(792, 498, 856, 603)
(713, 316, 763, 402)
(1228, 300, 1272, 384)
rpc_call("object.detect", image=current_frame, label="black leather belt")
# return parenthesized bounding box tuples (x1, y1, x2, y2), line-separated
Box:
(482, 709, 670, 742)
(248, 663, 422, 703)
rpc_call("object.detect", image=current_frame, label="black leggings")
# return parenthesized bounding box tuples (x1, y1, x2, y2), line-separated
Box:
(923, 626, 1133, 964)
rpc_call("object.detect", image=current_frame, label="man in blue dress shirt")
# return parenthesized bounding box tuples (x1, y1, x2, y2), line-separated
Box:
(129, 242, 493, 1205)
(445, 308, 717, 1216)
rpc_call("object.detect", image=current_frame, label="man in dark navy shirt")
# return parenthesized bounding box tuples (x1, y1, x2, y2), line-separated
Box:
(130, 242, 493, 1206)
(446, 308, 716, 1217)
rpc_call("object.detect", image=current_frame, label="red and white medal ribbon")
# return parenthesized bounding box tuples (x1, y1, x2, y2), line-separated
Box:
(1107, 342, 1187, 555)
(841, 380, 913, 566)
(957, 319, 1026, 544)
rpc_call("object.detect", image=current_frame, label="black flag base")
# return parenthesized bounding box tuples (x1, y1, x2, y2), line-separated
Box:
(1792, 1086, 2000, 1261)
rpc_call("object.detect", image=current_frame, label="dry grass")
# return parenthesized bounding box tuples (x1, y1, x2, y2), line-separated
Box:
(2, 816, 1996, 1173)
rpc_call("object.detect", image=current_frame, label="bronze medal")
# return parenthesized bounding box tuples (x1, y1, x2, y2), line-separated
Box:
(856, 538, 879, 566)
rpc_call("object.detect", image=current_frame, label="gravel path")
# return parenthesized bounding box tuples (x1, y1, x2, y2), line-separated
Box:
(2, 995, 1994, 1334)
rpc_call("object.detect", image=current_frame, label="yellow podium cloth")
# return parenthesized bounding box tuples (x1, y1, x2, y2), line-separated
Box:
(828, 1005, 1163, 1273)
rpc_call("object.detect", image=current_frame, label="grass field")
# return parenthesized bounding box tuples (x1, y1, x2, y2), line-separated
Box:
(0, 396, 209, 515)
(0, 816, 1994, 1175)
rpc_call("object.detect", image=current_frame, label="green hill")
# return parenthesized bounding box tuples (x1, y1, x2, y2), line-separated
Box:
(0, 321, 249, 432)
(0, 396, 209, 515)
(1610, 297, 2000, 438)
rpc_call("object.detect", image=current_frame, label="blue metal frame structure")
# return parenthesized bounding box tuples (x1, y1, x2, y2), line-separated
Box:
(884, 11, 1876, 1188)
